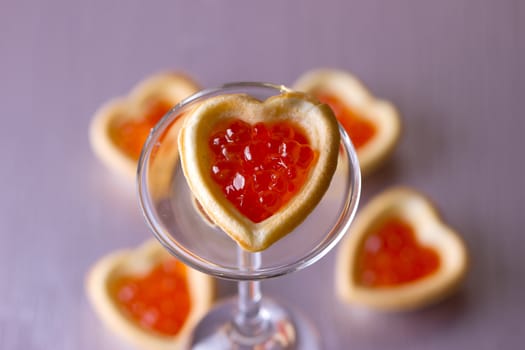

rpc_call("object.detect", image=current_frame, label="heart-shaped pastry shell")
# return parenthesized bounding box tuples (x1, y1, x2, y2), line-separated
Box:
(178, 92, 340, 252)
(86, 240, 214, 350)
(293, 69, 401, 176)
(89, 72, 199, 181)
(336, 187, 468, 311)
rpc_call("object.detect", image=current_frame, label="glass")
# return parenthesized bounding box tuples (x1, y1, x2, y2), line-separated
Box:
(137, 82, 361, 349)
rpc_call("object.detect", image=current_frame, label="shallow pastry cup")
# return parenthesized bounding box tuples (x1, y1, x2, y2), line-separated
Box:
(336, 187, 468, 311)
(89, 72, 199, 181)
(178, 92, 340, 252)
(293, 68, 401, 176)
(86, 240, 214, 350)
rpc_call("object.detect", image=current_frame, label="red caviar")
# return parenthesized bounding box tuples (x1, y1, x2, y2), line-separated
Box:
(209, 119, 316, 223)
(110, 99, 173, 160)
(357, 219, 440, 287)
(316, 93, 376, 149)
(113, 259, 191, 336)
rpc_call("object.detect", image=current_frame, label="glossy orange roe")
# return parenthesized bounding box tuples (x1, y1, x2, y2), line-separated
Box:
(357, 219, 440, 287)
(113, 259, 191, 336)
(209, 119, 316, 223)
(110, 99, 173, 160)
(316, 93, 376, 150)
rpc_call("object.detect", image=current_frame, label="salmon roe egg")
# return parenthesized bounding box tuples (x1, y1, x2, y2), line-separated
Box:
(208, 119, 316, 223)
(113, 259, 191, 336)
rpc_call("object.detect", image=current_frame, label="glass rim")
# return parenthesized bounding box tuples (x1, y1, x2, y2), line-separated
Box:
(137, 82, 361, 281)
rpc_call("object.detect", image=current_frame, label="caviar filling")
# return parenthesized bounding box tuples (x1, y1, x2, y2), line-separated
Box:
(357, 219, 440, 287)
(113, 259, 191, 336)
(208, 119, 316, 223)
(110, 99, 173, 160)
(316, 93, 376, 150)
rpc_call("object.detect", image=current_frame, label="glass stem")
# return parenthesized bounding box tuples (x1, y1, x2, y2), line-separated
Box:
(234, 246, 269, 338)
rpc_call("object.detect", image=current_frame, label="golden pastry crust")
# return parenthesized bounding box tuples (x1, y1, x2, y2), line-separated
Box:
(178, 92, 340, 252)
(86, 240, 214, 350)
(89, 72, 199, 181)
(335, 187, 468, 311)
(293, 68, 401, 176)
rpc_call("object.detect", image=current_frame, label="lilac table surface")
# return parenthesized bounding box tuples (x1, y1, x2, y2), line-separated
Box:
(1, 1, 524, 349)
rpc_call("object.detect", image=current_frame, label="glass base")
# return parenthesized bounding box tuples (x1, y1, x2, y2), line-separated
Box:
(190, 297, 320, 350)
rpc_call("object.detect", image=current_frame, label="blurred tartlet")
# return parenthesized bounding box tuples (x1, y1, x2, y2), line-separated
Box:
(86, 239, 214, 350)
(293, 68, 401, 175)
(89, 72, 199, 180)
(336, 187, 468, 311)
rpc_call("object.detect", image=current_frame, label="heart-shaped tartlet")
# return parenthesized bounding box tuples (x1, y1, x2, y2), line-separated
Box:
(90, 72, 199, 180)
(178, 92, 340, 252)
(335, 187, 468, 311)
(293, 68, 401, 175)
(86, 240, 214, 350)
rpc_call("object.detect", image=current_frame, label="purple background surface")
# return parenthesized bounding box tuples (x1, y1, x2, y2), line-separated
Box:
(1, 1, 524, 349)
